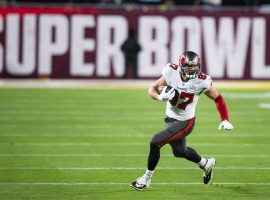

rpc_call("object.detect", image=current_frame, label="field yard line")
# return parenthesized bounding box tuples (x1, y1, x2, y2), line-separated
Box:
(259, 103, 270, 109)
(0, 133, 269, 138)
(0, 125, 163, 129)
(0, 117, 264, 122)
(0, 142, 269, 147)
(0, 167, 270, 170)
(0, 154, 269, 158)
(0, 182, 269, 186)
(2, 124, 268, 129)
(224, 92, 270, 99)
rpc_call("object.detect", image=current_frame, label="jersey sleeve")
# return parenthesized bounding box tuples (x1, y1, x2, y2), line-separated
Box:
(161, 63, 178, 85)
(200, 75, 213, 93)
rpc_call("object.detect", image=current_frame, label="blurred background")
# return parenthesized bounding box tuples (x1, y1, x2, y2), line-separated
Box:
(0, 0, 270, 80)
(1, 0, 270, 6)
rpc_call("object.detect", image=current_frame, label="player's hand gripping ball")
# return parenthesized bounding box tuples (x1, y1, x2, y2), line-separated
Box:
(158, 85, 176, 102)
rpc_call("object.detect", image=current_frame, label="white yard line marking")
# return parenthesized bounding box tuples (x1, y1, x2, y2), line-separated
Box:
(0, 167, 269, 170)
(0, 182, 269, 186)
(259, 103, 270, 109)
(0, 142, 269, 147)
(0, 133, 269, 137)
(0, 154, 269, 158)
(1, 134, 153, 137)
(224, 92, 270, 99)
(0, 113, 267, 120)
(0, 125, 161, 129)
(1, 124, 268, 129)
(0, 117, 162, 121)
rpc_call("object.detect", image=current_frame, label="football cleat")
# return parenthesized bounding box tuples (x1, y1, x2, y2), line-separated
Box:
(201, 158, 216, 184)
(130, 174, 151, 191)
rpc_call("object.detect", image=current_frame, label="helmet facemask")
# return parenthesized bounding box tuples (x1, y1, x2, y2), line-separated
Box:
(179, 51, 201, 79)
(181, 64, 200, 79)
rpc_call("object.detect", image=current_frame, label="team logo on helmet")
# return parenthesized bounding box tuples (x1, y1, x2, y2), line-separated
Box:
(180, 55, 186, 65)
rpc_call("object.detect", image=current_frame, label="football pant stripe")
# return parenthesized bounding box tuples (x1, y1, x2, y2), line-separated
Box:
(158, 118, 195, 148)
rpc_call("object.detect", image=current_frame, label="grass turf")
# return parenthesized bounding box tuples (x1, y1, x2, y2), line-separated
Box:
(0, 88, 270, 199)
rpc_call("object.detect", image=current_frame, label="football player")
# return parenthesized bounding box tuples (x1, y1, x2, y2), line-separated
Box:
(130, 51, 233, 191)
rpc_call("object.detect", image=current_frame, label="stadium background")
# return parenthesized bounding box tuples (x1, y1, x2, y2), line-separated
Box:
(0, 0, 270, 200)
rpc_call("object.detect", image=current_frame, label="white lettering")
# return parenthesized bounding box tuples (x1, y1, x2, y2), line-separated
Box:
(171, 17, 201, 63)
(70, 15, 95, 76)
(0, 13, 268, 80)
(138, 16, 169, 77)
(38, 15, 68, 75)
(202, 17, 251, 78)
(226, 18, 251, 78)
(6, 14, 36, 75)
(251, 18, 270, 78)
(96, 15, 127, 77)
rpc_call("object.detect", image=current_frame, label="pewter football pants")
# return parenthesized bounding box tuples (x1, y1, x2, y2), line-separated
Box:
(147, 117, 202, 171)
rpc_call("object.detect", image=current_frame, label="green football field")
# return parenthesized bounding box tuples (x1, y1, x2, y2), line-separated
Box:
(0, 87, 270, 200)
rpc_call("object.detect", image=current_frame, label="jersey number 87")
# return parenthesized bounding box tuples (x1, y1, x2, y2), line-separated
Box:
(170, 91, 195, 110)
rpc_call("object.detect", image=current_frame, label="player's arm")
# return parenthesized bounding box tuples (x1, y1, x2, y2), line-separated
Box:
(149, 63, 177, 102)
(205, 86, 234, 130)
(148, 76, 167, 101)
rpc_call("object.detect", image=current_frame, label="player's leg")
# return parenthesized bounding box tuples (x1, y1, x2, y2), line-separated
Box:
(170, 135, 216, 184)
(131, 117, 194, 190)
(148, 117, 196, 170)
(170, 137, 202, 163)
(130, 126, 176, 190)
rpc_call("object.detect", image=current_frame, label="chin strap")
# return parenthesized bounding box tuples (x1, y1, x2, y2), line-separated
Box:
(215, 95, 229, 121)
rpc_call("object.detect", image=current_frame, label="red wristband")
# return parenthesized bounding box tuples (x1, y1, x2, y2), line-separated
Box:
(215, 95, 229, 121)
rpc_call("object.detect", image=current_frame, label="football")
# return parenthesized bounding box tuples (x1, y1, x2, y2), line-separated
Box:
(158, 85, 176, 94)
(158, 85, 179, 105)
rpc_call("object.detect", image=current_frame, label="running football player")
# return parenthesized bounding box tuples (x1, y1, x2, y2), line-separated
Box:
(131, 51, 233, 191)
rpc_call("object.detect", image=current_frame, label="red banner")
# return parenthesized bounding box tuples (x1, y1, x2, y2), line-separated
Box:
(0, 6, 270, 79)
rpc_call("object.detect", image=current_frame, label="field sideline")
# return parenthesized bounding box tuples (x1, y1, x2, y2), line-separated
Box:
(0, 80, 270, 199)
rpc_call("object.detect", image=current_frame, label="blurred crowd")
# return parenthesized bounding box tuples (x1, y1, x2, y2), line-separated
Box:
(1, 0, 269, 6)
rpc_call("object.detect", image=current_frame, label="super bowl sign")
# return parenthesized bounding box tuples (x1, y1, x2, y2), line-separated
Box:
(0, 7, 270, 79)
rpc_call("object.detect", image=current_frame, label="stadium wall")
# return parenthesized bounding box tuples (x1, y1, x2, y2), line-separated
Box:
(0, 6, 270, 80)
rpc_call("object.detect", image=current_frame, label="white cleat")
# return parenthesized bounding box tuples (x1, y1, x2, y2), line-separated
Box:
(130, 174, 152, 191)
(202, 158, 216, 184)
